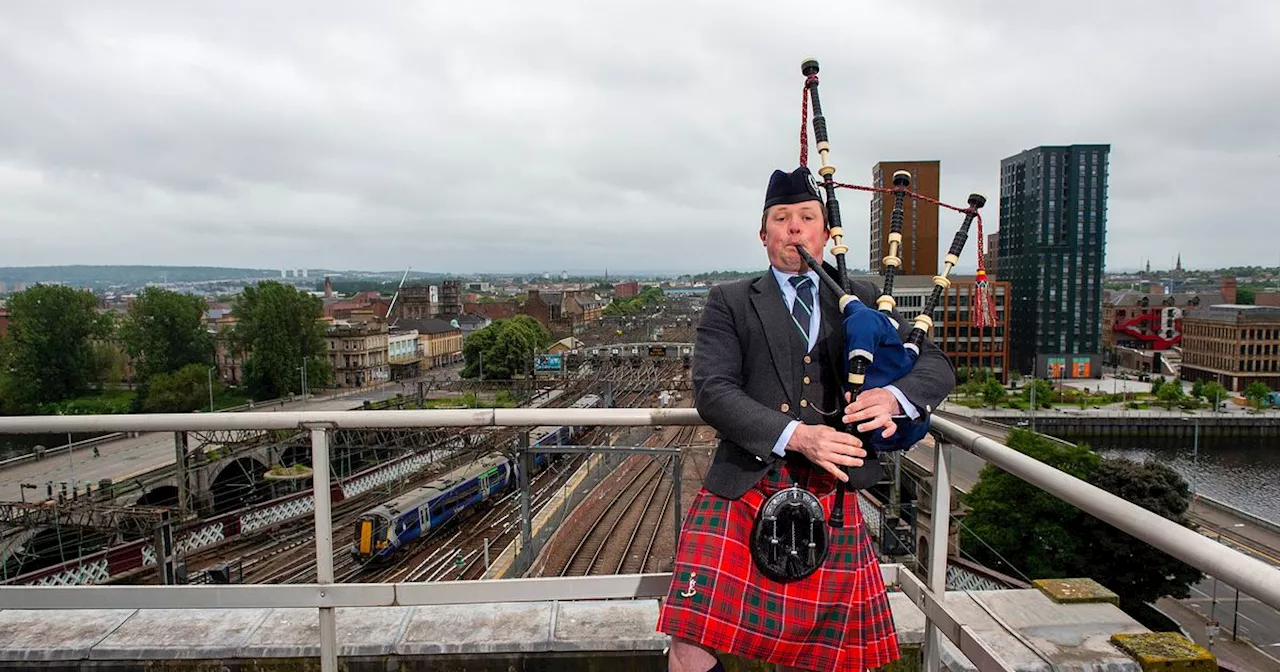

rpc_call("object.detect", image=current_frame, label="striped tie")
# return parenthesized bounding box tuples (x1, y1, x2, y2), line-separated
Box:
(789, 275, 813, 342)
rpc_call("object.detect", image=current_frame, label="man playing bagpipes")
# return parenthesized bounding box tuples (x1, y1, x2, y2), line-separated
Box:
(658, 59, 993, 672)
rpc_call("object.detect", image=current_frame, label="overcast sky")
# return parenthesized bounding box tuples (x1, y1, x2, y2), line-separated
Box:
(1, 1, 1276, 276)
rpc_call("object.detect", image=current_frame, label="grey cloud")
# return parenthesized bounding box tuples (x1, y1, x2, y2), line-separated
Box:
(0, 1, 1276, 274)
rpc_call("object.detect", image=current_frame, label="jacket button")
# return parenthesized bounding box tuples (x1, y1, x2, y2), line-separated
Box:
(804, 355, 812, 364)
(800, 399, 808, 408)
(780, 403, 790, 413)
(803, 376, 811, 385)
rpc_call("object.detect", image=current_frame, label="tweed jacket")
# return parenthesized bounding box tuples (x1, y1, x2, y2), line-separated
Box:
(692, 266, 956, 499)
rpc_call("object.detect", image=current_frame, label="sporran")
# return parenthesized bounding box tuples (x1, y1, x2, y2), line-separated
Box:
(750, 483, 830, 582)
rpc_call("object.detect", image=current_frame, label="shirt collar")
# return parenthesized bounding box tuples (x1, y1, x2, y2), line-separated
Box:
(771, 266, 820, 293)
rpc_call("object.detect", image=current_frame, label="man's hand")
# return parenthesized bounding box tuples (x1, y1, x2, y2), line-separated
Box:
(843, 388, 903, 438)
(785, 424, 867, 482)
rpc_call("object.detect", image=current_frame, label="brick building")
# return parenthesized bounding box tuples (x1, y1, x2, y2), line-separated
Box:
(855, 274, 1011, 383)
(213, 315, 244, 385)
(466, 301, 518, 321)
(440, 280, 463, 316)
(1255, 291, 1280, 307)
(1102, 289, 1222, 352)
(1180, 304, 1280, 393)
(324, 292, 391, 320)
(614, 281, 639, 298)
(393, 284, 437, 320)
(519, 289, 606, 338)
(870, 161, 940, 276)
(521, 291, 570, 337)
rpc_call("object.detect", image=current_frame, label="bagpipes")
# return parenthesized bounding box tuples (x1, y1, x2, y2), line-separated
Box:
(795, 59, 993, 528)
(750, 60, 995, 583)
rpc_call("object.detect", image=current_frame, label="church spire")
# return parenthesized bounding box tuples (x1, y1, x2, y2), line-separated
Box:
(1176, 252, 1182, 272)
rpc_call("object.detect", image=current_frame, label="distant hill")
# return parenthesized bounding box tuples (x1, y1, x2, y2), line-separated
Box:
(0, 265, 275, 285)
(0, 265, 456, 287)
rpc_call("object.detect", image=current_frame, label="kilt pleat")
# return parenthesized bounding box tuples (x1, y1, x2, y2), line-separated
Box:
(656, 459, 899, 671)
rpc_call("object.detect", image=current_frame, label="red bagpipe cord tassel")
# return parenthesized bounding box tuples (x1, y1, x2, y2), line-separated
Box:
(971, 217, 997, 328)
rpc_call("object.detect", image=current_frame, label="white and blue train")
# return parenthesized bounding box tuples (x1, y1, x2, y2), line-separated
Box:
(350, 394, 601, 562)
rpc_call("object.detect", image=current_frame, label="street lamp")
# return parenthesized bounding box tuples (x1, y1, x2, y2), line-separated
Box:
(297, 359, 309, 402)
(207, 366, 216, 413)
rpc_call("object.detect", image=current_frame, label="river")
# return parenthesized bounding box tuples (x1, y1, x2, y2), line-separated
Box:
(1063, 433, 1280, 523)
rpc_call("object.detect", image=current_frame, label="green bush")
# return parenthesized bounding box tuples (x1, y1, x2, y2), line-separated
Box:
(35, 389, 135, 415)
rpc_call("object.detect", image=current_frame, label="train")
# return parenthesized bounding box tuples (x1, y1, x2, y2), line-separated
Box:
(350, 393, 601, 563)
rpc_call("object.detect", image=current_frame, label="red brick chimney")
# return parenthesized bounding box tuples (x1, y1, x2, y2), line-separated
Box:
(1221, 276, 1237, 304)
(324, 276, 334, 299)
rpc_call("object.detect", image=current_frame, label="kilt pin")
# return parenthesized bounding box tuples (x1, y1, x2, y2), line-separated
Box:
(656, 458, 899, 671)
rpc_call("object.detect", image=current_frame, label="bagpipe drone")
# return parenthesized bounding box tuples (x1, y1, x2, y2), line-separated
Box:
(793, 59, 994, 530)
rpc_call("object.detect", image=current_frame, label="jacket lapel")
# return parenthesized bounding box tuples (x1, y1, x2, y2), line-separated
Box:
(749, 272, 796, 406)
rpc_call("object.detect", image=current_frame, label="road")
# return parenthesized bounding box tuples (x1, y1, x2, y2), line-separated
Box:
(0, 384, 416, 503)
(901, 414, 1006, 493)
(1180, 575, 1280, 665)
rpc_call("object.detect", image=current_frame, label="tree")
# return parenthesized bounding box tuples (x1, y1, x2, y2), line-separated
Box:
(1077, 458, 1204, 609)
(961, 430, 1100, 579)
(1149, 375, 1166, 397)
(144, 363, 223, 413)
(1236, 287, 1255, 305)
(1190, 379, 1204, 400)
(462, 316, 551, 380)
(981, 379, 1005, 406)
(120, 287, 214, 383)
(0, 284, 109, 410)
(230, 281, 332, 400)
(1156, 381, 1185, 410)
(962, 429, 1203, 614)
(1201, 381, 1228, 409)
(92, 342, 130, 387)
(1244, 381, 1272, 409)
(1020, 378, 1053, 408)
(639, 285, 664, 304)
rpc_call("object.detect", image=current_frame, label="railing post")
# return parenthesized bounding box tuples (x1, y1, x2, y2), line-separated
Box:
(173, 432, 188, 520)
(309, 426, 337, 672)
(153, 511, 176, 585)
(518, 431, 533, 574)
(672, 452, 683, 553)
(924, 430, 952, 672)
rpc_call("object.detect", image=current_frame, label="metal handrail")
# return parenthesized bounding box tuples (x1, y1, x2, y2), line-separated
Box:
(0, 407, 705, 433)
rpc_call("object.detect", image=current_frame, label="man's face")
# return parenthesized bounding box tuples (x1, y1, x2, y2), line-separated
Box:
(760, 200, 828, 273)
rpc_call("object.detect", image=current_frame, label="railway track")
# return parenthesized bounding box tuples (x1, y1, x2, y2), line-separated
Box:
(131, 362, 687, 586)
(165, 380, 613, 585)
(349, 363, 687, 583)
(535, 424, 697, 578)
(561, 456, 672, 576)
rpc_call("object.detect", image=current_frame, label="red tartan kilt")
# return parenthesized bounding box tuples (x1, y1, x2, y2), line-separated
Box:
(656, 458, 899, 671)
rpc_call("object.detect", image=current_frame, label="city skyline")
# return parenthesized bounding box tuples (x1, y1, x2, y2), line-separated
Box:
(0, 3, 1276, 274)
